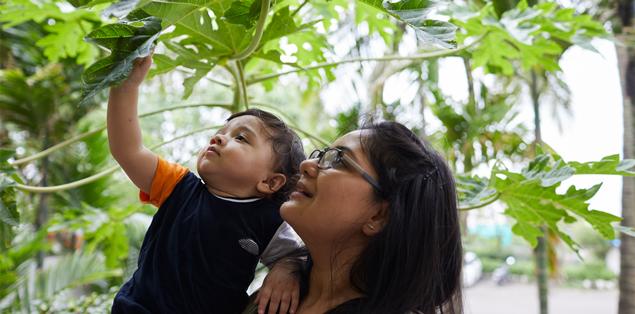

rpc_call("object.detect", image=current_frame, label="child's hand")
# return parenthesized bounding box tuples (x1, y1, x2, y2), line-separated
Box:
(119, 55, 152, 89)
(255, 259, 300, 314)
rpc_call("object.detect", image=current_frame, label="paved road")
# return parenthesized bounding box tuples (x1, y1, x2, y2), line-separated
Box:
(464, 281, 617, 314)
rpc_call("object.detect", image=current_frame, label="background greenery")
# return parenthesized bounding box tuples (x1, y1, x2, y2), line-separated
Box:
(0, 0, 634, 313)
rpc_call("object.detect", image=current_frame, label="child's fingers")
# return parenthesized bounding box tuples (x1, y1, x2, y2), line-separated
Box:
(289, 289, 300, 314)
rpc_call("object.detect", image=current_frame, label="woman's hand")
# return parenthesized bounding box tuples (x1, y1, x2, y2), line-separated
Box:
(255, 259, 301, 314)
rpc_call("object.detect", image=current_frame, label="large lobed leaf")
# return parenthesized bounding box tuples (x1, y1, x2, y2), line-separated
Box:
(358, 0, 457, 48)
(80, 16, 162, 105)
(451, 1, 608, 75)
(460, 152, 630, 252)
(0, 1, 101, 66)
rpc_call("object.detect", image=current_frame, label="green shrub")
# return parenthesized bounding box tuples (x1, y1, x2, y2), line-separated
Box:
(564, 261, 616, 281)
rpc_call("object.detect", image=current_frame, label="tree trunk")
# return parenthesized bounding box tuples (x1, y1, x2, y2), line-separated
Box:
(35, 136, 50, 269)
(530, 70, 549, 314)
(617, 30, 635, 314)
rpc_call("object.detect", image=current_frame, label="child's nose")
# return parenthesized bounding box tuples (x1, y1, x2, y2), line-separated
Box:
(211, 134, 225, 146)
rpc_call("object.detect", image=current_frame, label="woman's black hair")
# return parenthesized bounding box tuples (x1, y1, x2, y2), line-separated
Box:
(227, 109, 305, 204)
(331, 121, 463, 314)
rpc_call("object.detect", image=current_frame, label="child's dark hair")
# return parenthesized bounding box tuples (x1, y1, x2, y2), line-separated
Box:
(227, 109, 305, 204)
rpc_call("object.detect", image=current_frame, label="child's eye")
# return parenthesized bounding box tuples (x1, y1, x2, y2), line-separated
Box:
(235, 134, 248, 143)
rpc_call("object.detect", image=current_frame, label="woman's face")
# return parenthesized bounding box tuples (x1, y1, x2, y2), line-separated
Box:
(281, 130, 381, 244)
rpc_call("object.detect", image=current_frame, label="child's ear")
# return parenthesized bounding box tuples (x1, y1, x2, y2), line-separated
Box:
(256, 173, 287, 195)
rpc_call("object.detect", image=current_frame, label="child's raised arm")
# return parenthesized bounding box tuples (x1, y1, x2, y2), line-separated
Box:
(107, 56, 157, 194)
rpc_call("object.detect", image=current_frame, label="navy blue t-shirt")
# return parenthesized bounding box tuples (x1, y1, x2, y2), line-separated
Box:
(112, 160, 282, 314)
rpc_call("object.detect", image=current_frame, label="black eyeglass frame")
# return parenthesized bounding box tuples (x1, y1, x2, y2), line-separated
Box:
(309, 147, 382, 192)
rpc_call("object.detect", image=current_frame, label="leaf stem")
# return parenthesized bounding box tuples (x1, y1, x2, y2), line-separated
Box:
(231, 0, 272, 60)
(15, 125, 222, 193)
(10, 103, 232, 166)
(291, 0, 309, 17)
(458, 193, 501, 211)
(236, 60, 249, 109)
(250, 101, 329, 146)
(247, 35, 484, 85)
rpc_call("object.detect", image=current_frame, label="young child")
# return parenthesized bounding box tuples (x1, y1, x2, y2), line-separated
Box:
(108, 56, 305, 313)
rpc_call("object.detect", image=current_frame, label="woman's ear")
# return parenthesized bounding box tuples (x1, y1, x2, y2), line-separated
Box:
(256, 173, 287, 195)
(363, 201, 389, 236)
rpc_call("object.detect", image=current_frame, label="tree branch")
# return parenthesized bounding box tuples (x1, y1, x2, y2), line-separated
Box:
(250, 101, 329, 146)
(16, 125, 222, 193)
(247, 35, 485, 85)
(10, 103, 233, 166)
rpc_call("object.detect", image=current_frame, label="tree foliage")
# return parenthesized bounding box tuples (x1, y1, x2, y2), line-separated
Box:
(0, 0, 633, 309)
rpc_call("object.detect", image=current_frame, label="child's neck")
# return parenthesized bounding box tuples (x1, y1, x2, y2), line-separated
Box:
(205, 184, 262, 200)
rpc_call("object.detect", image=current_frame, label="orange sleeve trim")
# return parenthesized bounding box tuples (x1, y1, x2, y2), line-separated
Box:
(139, 157, 189, 207)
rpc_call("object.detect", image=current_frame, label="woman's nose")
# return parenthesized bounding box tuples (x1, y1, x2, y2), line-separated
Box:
(300, 158, 319, 177)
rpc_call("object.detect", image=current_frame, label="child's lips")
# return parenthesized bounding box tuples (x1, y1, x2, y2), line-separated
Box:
(206, 146, 220, 156)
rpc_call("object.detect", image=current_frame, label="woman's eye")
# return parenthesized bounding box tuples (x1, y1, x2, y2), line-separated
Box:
(332, 159, 346, 169)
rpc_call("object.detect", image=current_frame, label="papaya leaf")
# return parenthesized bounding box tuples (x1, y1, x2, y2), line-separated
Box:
(355, 1, 398, 46)
(224, 0, 261, 28)
(141, 0, 234, 24)
(568, 154, 635, 176)
(143, 1, 249, 56)
(456, 175, 498, 208)
(358, 0, 457, 48)
(182, 65, 214, 99)
(68, 0, 114, 8)
(102, 0, 152, 18)
(496, 164, 621, 252)
(511, 221, 542, 247)
(260, 6, 319, 47)
(80, 17, 162, 106)
(147, 53, 179, 78)
(521, 155, 575, 187)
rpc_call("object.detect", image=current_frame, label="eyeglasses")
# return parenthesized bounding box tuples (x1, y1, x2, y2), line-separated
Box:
(309, 147, 382, 191)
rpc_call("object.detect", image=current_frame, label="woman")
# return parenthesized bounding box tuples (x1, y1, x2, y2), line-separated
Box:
(257, 121, 463, 314)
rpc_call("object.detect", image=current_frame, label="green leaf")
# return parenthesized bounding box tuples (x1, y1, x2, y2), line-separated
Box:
(260, 6, 318, 46)
(511, 221, 542, 247)
(456, 175, 498, 208)
(568, 154, 635, 176)
(496, 168, 620, 251)
(81, 17, 162, 105)
(147, 53, 179, 77)
(383, 0, 457, 48)
(356, 1, 398, 46)
(357, 0, 456, 48)
(224, 0, 261, 28)
(102, 0, 153, 18)
(182, 65, 214, 99)
(522, 155, 575, 187)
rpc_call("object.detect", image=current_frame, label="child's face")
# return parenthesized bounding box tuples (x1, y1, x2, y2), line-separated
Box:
(197, 115, 279, 198)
